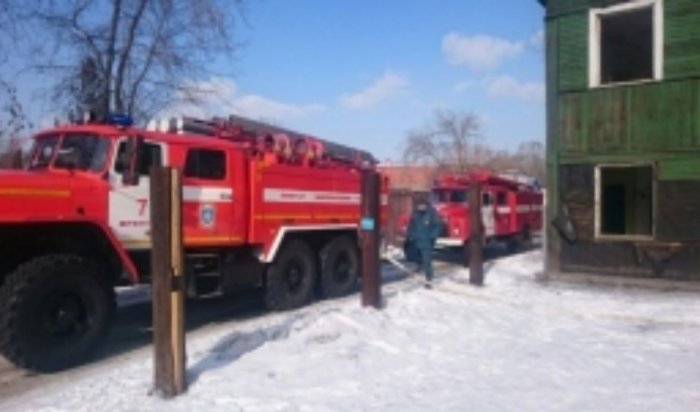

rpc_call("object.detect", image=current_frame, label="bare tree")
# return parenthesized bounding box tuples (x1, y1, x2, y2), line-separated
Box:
(0, 2, 31, 166)
(402, 110, 545, 183)
(0, 82, 31, 139)
(12, 0, 245, 122)
(512, 141, 545, 183)
(402, 110, 483, 173)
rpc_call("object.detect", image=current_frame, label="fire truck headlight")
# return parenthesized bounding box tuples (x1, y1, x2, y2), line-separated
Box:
(453, 227, 460, 236)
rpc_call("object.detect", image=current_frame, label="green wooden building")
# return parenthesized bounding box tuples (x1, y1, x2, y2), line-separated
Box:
(540, 0, 700, 280)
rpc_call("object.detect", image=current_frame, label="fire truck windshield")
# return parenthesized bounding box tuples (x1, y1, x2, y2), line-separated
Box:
(29, 134, 111, 172)
(432, 189, 468, 204)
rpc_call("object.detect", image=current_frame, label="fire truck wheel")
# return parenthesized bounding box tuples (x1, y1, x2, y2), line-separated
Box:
(0, 254, 115, 372)
(319, 236, 359, 298)
(264, 240, 316, 311)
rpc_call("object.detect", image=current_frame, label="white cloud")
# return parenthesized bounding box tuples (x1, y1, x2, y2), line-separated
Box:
(453, 80, 474, 93)
(484, 75, 545, 102)
(529, 29, 544, 50)
(160, 77, 325, 121)
(233, 95, 326, 120)
(442, 33, 524, 71)
(339, 71, 409, 110)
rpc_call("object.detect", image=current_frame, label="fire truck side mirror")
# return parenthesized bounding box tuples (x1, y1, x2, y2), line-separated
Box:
(122, 136, 144, 186)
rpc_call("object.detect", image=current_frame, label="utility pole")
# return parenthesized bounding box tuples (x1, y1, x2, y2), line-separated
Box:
(360, 170, 382, 308)
(469, 182, 484, 286)
(151, 167, 186, 398)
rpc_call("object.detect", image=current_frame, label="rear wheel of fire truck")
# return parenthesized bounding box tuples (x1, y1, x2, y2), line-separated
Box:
(0, 254, 115, 372)
(319, 236, 360, 298)
(264, 240, 316, 311)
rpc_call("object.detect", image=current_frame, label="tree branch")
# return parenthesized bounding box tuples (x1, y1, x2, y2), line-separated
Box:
(114, 0, 148, 112)
(101, 0, 123, 116)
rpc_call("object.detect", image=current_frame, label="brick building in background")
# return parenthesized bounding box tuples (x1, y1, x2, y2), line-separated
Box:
(378, 164, 436, 192)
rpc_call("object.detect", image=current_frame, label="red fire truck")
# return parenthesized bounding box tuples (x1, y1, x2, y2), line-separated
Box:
(0, 114, 386, 371)
(400, 172, 542, 253)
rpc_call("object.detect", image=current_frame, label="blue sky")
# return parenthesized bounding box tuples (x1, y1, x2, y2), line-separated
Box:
(10, 0, 546, 162)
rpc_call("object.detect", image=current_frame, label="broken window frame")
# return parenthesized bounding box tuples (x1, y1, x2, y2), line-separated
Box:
(588, 0, 664, 88)
(594, 163, 656, 241)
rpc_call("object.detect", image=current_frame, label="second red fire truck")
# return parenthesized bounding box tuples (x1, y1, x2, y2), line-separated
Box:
(401, 172, 543, 254)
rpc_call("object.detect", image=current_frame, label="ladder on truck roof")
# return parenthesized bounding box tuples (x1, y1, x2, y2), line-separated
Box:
(148, 115, 377, 166)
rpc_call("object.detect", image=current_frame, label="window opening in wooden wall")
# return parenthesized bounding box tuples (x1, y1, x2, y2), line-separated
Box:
(598, 165, 654, 238)
(600, 7, 653, 84)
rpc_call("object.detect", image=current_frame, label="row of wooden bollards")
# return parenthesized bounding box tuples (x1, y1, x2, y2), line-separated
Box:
(148, 167, 482, 398)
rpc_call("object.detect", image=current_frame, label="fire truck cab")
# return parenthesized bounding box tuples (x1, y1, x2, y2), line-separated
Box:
(0, 114, 386, 371)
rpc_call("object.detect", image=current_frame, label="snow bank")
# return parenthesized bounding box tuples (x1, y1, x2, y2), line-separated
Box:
(4, 251, 700, 412)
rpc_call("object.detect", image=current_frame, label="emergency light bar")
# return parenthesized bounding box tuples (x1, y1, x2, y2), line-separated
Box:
(105, 113, 134, 128)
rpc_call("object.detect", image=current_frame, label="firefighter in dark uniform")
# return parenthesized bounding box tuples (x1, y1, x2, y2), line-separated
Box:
(406, 193, 442, 285)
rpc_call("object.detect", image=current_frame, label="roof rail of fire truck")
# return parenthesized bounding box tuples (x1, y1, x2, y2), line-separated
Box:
(437, 171, 540, 191)
(496, 170, 538, 187)
(147, 115, 377, 167)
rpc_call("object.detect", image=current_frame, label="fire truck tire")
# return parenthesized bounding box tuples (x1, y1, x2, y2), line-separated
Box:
(319, 236, 359, 298)
(264, 240, 316, 311)
(0, 254, 115, 372)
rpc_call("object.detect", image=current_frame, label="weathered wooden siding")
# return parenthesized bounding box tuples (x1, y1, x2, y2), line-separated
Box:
(560, 238, 700, 281)
(659, 158, 700, 180)
(557, 13, 588, 91)
(665, 0, 700, 79)
(558, 164, 594, 241)
(559, 79, 700, 157)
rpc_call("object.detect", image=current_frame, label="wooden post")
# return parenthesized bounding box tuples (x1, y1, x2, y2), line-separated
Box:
(469, 182, 484, 286)
(360, 170, 382, 308)
(151, 167, 186, 398)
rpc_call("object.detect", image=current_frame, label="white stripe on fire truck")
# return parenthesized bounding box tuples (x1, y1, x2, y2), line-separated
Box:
(183, 186, 233, 203)
(263, 189, 389, 206)
(494, 205, 541, 214)
(263, 224, 358, 262)
(264, 188, 360, 205)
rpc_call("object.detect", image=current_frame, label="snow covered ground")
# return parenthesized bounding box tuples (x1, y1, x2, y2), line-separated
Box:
(3, 250, 700, 412)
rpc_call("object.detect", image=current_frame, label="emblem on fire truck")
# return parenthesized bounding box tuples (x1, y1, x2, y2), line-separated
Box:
(200, 204, 216, 228)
